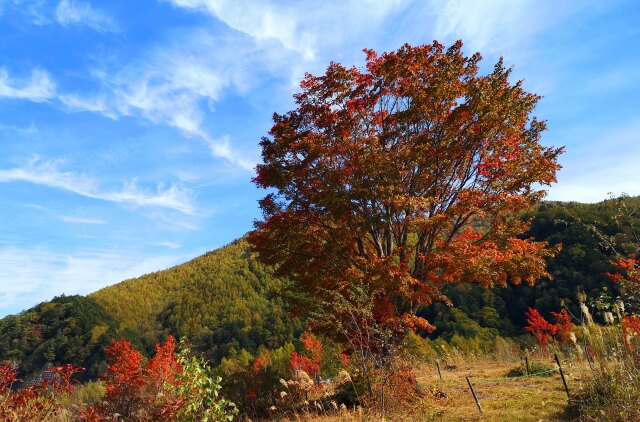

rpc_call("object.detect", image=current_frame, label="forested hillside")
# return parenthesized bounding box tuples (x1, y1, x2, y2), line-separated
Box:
(0, 295, 122, 379)
(1, 240, 302, 379)
(90, 239, 303, 361)
(422, 197, 640, 340)
(1, 198, 638, 381)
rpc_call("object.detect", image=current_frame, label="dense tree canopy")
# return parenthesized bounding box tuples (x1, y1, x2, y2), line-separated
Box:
(250, 41, 563, 337)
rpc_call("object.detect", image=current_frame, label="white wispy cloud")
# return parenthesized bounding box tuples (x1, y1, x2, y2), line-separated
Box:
(0, 247, 185, 316)
(60, 215, 106, 224)
(0, 158, 196, 214)
(59, 94, 117, 117)
(428, 0, 535, 53)
(58, 30, 260, 169)
(55, 0, 405, 171)
(0, 67, 56, 102)
(0, 121, 38, 135)
(55, 0, 118, 32)
(156, 241, 181, 249)
(169, 0, 408, 61)
(547, 119, 640, 203)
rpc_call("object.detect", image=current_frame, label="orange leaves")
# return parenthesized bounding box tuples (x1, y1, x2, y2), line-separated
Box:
(0, 363, 83, 420)
(103, 338, 145, 397)
(251, 41, 562, 344)
(552, 310, 574, 339)
(609, 255, 640, 283)
(252, 356, 269, 374)
(98, 336, 182, 420)
(290, 332, 323, 377)
(621, 314, 640, 341)
(146, 335, 181, 391)
(525, 308, 574, 347)
(401, 314, 436, 334)
(608, 255, 640, 311)
(525, 308, 558, 346)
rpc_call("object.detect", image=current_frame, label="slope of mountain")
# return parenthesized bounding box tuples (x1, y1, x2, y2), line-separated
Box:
(0, 295, 122, 379)
(1, 197, 638, 379)
(0, 239, 303, 378)
(90, 238, 303, 361)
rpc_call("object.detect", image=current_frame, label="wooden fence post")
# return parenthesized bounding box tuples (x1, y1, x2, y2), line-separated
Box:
(524, 355, 530, 376)
(554, 353, 570, 400)
(466, 376, 483, 413)
(436, 361, 443, 381)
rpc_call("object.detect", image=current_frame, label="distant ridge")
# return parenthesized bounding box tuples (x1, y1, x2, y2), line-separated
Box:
(0, 239, 302, 378)
(2, 196, 639, 379)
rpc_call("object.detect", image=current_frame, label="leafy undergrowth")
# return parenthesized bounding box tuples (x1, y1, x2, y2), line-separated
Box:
(289, 357, 592, 422)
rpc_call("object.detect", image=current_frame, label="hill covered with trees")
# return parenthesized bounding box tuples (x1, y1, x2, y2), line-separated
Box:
(422, 196, 640, 341)
(1, 239, 303, 379)
(90, 239, 303, 362)
(0, 295, 121, 380)
(1, 198, 638, 381)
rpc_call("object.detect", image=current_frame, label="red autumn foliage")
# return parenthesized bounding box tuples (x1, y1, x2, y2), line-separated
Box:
(550, 309, 574, 344)
(609, 255, 640, 283)
(249, 41, 562, 345)
(290, 332, 323, 377)
(621, 314, 640, 345)
(101, 338, 145, 408)
(339, 352, 350, 368)
(0, 362, 83, 420)
(525, 307, 574, 347)
(252, 356, 268, 374)
(146, 335, 181, 392)
(525, 308, 558, 346)
(89, 336, 182, 421)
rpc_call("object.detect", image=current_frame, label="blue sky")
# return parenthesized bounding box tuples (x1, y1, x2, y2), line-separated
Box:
(0, 0, 639, 317)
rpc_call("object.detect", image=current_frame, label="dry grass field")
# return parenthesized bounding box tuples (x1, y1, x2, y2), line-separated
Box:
(266, 356, 592, 422)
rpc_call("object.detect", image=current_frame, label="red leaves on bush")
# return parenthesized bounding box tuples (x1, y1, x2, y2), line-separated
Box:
(609, 255, 640, 283)
(525, 307, 574, 347)
(621, 314, 640, 344)
(339, 352, 350, 368)
(1, 363, 83, 420)
(146, 335, 181, 392)
(550, 309, 574, 344)
(252, 356, 268, 374)
(525, 308, 557, 346)
(102, 338, 145, 398)
(290, 332, 323, 377)
(0, 364, 18, 394)
(95, 336, 182, 420)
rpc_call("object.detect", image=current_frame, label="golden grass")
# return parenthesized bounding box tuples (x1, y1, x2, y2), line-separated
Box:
(271, 356, 593, 422)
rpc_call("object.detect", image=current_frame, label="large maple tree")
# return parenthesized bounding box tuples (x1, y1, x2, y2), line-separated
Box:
(249, 41, 563, 337)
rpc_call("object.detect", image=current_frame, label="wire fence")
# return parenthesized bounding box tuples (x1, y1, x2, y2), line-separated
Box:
(469, 368, 557, 383)
(431, 353, 572, 413)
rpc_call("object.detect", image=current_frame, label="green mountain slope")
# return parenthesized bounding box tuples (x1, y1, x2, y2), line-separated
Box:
(0, 239, 303, 378)
(0, 295, 121, 379)
(2, 198, 638, 379)
(421, 196, 640, 338)
(90, 238, 303, 360)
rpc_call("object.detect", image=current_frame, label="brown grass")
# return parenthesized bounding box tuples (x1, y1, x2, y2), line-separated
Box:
(264, 356, 593, 422)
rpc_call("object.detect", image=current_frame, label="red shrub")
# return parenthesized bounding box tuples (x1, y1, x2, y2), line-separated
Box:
(621, 314, 640, 345)
(525, 307, 575, 347)
(525, 307, 557, 346)
(146, 335, 181, 392)
(1, 363, 82, 420)
(290, 332, 323, 377)
(550, 309, 574, 344)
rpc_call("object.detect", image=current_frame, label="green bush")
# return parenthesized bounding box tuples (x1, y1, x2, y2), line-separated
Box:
(506, 361, 555, 377)
(172, 342, 238, 422)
